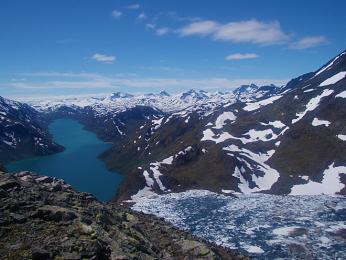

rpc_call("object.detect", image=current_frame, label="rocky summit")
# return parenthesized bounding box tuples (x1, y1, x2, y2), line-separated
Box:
(0, 170, 245, 260)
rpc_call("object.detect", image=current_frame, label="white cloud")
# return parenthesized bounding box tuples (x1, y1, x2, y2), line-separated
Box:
(178, 20, 219, 36)
(156, 27, 170, 36)
(145, 23, 156, 30)
(92, 53, 116, 64)
(111, 10, 122, 18)
(126, 4, 140, 10)
(225, 53, 259, 60)
(137, 12, 147, 20)
(178, 19, 289, 45)
(214, 20, 289, 44)
(289, 36, 328, 49)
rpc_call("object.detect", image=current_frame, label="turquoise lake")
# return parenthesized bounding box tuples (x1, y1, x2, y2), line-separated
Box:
(6, 119, 123, 201)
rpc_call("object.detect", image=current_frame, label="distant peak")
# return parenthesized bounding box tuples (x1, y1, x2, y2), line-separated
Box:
(159, 91, 170, 97)
(180, 89, 208, 100)
(111, 92, 133, 99)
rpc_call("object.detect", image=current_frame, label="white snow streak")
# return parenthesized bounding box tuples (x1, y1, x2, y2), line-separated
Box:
(243, 95, 282, 112)
(319, 71, 346, 86)
(292, 89, 334, 124)
(336, 90, 346, 98)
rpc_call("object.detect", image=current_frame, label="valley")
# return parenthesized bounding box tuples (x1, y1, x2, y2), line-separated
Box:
(1, 50, 345, 259)
(6, 119, 123, 201)
(1, 50, 346, 200)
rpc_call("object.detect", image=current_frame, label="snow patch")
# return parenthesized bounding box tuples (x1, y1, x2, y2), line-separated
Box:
(319, 71, 346, 86)
(213, 111, 236, 129)
(292, 89, 334, 124)
(336, 90, 346, 98)
(312, 118, 331, 127)
(290, 163, 346, 195)
(337, 134, 346, 141)
(243, 95, 282, 112)
(224, 145, 280, 192)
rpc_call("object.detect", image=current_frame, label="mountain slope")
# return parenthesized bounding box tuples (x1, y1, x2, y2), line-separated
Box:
(4, 50, 345, 201)
(110, 50, 346, 201)
(0, 96, 63, 164)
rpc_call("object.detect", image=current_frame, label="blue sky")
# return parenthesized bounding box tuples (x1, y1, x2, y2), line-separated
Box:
(1, 0, 345, 99)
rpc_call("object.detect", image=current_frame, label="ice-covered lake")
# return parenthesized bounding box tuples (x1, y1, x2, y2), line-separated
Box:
(131, 191, 346, 259)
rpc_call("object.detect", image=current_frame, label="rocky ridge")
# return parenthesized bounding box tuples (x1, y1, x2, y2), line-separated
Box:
(0, 170, 245, 260)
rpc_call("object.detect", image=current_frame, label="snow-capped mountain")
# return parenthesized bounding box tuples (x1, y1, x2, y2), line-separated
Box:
(233, 84, 280, 101)
(2, 50, 345, 201)
(0, 96, 63, 164)
(179, 89, 209, 101)
(26, 84, 279, 144)
(111, 50, 346, 201)
(29, 83, 279, 115)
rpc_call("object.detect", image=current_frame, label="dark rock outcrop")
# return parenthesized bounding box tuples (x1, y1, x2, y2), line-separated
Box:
(0, 171, 246, 260)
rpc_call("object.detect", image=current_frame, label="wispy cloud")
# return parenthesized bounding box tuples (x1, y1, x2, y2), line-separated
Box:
(225, 53, 259, 60)
(19, 72, 103, 79)
(92, 54, 116, 64)
(111, 10, 122, 18)
(289, 36, 329, 49)
(126, 4, 140, 10)
(145, 23, 156, 30)
(137, 66, 184, 72)
(137, 12, 147, 20)
(178, 20, 219, 36)
(1, 72, 288, 91)
(156, 27, 170, 36)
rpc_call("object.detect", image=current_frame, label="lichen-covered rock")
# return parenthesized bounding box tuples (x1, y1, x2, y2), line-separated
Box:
(0, 171, 246, 260)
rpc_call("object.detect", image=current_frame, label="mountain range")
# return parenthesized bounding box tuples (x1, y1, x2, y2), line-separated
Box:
(1, 50, 345, 202)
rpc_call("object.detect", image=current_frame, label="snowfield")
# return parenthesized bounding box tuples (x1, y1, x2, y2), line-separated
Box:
(224, 145, 280, 192)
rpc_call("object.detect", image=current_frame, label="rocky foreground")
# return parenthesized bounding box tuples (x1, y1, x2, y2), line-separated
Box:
(0, 171, 246, 260)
